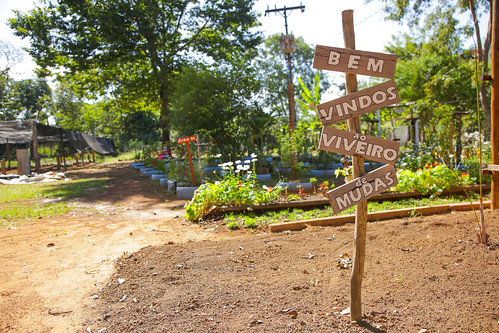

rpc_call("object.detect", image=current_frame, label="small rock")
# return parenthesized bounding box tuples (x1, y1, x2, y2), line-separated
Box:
(249, 319, 263, 326)
(118, 278, 125, 284)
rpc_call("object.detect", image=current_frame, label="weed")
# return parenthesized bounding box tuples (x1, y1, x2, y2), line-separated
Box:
(226, 221, 239, 230)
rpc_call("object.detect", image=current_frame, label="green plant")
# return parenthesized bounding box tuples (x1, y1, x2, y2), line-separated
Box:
(185, 161, 282, 221)
(243, 217, 258, 229)
(334, 166, 352, 182)
(395, 162, 474, 195)
(226, 221, 240, 230)
(287, 194, 300, 201)
(309, 177, 317, 193)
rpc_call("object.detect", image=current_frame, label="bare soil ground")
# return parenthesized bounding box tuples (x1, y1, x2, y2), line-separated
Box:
(0, 161, 498, 332)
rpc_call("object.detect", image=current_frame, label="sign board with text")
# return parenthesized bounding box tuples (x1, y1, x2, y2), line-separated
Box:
(176, 134, 197, 186)
(327, 164, 398, 214)
(313, 45, 397, 79)
(177, 135, 197, 144)
(319, 127, 400, 165)
(316, 80, 400, 126)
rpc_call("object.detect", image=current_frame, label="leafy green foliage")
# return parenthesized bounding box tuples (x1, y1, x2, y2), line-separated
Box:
(1, 78, 51, 122)
(170, 63, 266, 158)
(395, 162, 474, 195)
(256, 33, 330, 119)
(185, 171, 282, 221)
(10, 0, 262, 144)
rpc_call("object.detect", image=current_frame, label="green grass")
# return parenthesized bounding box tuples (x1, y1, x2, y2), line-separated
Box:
(0, 178, 108, 226)
(223, 193, 480, 230)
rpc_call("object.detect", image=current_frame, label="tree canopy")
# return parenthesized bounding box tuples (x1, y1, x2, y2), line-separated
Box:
(372, 0, 492, 136)
(10, 0, 262, 146)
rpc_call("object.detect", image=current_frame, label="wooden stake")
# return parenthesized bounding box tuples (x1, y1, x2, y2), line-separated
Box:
(491, 0, 499, 211)
(6, 138, 10, 169)
(1, 159, 5, 175)
(32, 120, 41, 172)
(342, 10, 367, 322)
(186, 143, 196, 186)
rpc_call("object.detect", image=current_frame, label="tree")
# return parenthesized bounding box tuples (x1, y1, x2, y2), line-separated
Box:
(6, 78, 52, 122)
(10, 0, 261, 147)
(170, 63, 266, 158)
(0, 40, 23, 78)
(256, 33, 330, 120)
(372, 0, 492, 136)
(0, 41, 24, 120)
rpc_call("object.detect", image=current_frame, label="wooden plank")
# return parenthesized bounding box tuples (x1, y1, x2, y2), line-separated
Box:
(319, 126, 400, 164)
(313, 45, 397, 79)
(327, 164, 398, 215)
(487, 164, 499, 172)
(269, 201, 491, 232)
(203, 184, 491, 218)
(316, 80, 400, 126)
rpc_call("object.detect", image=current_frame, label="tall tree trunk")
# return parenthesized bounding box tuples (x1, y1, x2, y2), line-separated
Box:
(470, 0, 493, 138)
(159, 87, 171, 149)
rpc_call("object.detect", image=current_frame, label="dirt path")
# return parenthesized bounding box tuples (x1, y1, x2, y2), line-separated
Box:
(0, 162, 221, 332)
(0, 161, 498, 332)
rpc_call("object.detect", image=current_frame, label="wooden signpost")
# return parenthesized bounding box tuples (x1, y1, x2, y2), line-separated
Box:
(313, 10, 400, 322)
(177, 135, 197, 187)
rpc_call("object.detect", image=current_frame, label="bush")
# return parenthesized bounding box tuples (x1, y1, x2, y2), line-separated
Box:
(395, 162, 474, 195)
(185, 169, 282, 221)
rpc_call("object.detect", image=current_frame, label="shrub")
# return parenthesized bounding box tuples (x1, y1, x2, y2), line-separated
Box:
(185, 166, 282, 221)
(395, 162, 474, 195)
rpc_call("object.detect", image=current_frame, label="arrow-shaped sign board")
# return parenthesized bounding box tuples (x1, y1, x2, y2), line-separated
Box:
(314, 45, 397, 79)
(316, 80, 400, 126)
(319, 127, 400, 165)
(327, 164, 398, 215)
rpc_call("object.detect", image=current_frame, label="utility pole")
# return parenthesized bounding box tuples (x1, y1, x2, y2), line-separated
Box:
(265, 3, 305, 179)
(265, 4, 305, 132)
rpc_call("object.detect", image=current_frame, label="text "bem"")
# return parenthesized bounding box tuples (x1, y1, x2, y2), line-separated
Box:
(313, 45, 397, 79)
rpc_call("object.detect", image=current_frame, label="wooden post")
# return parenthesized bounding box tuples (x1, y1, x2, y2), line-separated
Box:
(6, 138, 10, 169)
(92, 150, 96, 163)
(491, 0, 499, 210)
(74, 154, 79, 166)
(186, 143, 196, 187)
(32, 120, 41, 172)
(1, 159, 5, 175)
(81, 152, 85, 166)
(177, 135, 197, 186)
(343, 10, 368, 322)
(57, 156, 61, 169)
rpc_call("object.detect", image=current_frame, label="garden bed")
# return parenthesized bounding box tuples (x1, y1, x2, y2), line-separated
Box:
(203, 184, 490, 219)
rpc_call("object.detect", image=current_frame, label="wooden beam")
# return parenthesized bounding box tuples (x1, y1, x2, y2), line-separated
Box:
(32, 120, 40, 172)
(269, 201, 491, 232)
(491, 0, 499, 210)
